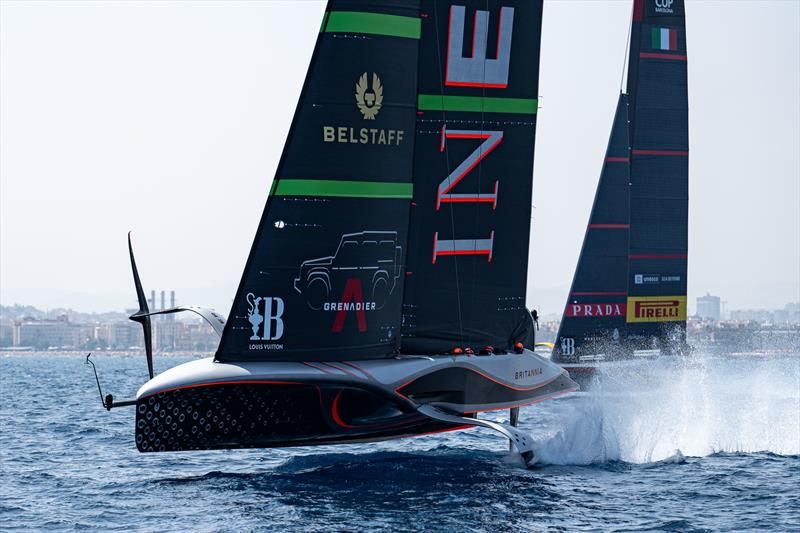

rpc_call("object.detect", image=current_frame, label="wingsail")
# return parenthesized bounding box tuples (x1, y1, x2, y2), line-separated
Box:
(554, 0, 689, 362)
(218, 0, 544, 361)
(554, 95, 631, 361)
(401, 0, 543, 354)
(217, 2, 422, 361)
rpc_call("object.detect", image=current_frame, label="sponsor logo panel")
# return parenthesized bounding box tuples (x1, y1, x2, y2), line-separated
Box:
(293, 230, 402, 333)
(634, 273, 682, 285)
(355, 72, 382, 120)
(514, 367, 543, 380)
(565, 303, 626, 318)
(654, 0, 675, 15)
(560, 337, 575, 356)
(246, 293, 285, 350)
(321, 72, 407, 146)
(647, 0, 683, 17)
(626, 296, 687, 323)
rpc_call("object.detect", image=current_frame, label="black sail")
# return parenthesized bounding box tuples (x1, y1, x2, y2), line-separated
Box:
(554, 0, 688, 362)
(217, 1, 422, 361)
(401, 0, 543, 353)
(625, 0, 689, 349)
(553, 95, 631, 362)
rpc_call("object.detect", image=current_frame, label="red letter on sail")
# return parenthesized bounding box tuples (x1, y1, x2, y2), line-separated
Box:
(331, 278, 368, 333)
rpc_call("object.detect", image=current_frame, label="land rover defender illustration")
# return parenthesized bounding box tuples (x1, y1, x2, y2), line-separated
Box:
(293, 231, 403, 310)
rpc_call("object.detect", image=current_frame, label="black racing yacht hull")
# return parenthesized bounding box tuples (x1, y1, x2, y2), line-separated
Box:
(135, 351, 577, 453)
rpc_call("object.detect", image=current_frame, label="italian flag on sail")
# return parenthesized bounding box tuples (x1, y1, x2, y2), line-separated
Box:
(651, 27, 678, 51)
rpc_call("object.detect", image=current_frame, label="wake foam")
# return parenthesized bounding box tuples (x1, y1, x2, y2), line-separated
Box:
(533, 353, 800, 465)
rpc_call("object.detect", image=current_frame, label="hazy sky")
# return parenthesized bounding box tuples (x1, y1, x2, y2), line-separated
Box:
(1, 0, 798, 316)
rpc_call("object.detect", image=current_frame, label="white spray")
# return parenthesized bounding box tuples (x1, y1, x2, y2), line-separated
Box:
(531, 353, 800, 465)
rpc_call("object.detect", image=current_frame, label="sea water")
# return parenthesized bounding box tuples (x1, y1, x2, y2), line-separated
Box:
(1, 352, 798, 532)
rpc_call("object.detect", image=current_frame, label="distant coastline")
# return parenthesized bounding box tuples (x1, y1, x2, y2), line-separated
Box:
(0, 349, 213, 358)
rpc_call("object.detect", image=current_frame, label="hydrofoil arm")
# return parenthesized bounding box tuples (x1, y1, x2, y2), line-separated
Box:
(417, 404, 536, 467)
(133, 306, 226, 337)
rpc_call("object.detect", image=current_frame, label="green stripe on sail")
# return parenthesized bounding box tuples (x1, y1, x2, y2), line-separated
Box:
(272, 179, 413, 199)
(417, 94, 538, 115)
(320, 12, 330, 33)
(323, 11, 421, 39)
(651, 28, 660, 49)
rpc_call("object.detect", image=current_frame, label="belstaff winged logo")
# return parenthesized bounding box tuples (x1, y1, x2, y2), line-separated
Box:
(355, 72, 383, 120)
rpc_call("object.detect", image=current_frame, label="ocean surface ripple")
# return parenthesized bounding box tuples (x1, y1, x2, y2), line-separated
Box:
(1, 352, 798, 532)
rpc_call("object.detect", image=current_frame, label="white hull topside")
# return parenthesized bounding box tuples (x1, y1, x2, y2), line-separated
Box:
(138, 349, 577, 415)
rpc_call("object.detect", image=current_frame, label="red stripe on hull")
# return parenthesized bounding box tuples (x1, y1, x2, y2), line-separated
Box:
(303, 361, 337, 375)
(394, 367, 556, 401)
(340, 361, 375, 380)
(323, 362, 360, 379)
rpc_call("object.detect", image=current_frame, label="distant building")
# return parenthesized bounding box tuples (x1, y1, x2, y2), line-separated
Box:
(730, 303, 800, 325)
(109, 322, 142, 349)
(154, 321, 179, 351)
(696, 293, 721, 321)
(0, 323, 14, 347)
(776, 302, 800, 324)
(0, 295, 219, 353)
(13, 315, 91, 349)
